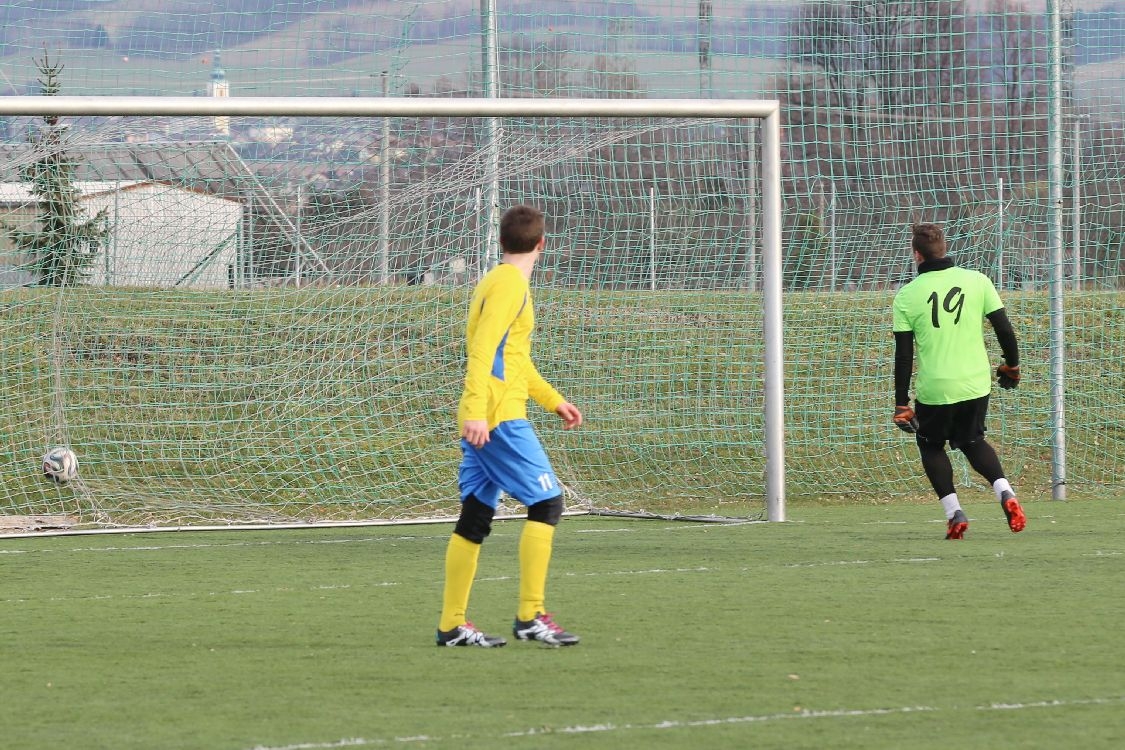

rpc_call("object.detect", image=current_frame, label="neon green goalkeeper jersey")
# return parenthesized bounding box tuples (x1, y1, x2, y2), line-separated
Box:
(892, 263, 1004, 405)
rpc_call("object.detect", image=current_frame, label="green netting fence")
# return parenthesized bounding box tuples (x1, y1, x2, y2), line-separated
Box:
(0, 1, 1122, 529)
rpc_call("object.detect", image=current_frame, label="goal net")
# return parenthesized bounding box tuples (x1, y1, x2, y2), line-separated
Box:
(0, 96, 783, 531)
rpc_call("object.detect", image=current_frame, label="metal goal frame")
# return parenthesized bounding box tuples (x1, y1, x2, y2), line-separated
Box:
(0, 95, 786, 522)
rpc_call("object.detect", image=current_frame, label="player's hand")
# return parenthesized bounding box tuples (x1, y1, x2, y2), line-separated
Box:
(555, 402, 583, 430)
(462, 419, 490, 449)
(893, 405, 919, 434)
(996, 363, 1020, 389)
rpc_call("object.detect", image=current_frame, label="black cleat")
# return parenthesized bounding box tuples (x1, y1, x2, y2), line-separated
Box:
(513, 612, 580, 647)
(436, 621, 507, 648)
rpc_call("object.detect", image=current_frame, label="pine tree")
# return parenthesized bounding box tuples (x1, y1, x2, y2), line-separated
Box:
(3, 52, 110, 287)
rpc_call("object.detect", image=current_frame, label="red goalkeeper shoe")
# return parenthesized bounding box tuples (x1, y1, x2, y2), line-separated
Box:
(1002, 495, 1026, 533)
(945, 510, 969, 540)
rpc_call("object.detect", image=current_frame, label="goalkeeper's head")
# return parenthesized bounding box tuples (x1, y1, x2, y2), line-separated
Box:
(911, 222, 947, 262)
(500, 204, 545, 254)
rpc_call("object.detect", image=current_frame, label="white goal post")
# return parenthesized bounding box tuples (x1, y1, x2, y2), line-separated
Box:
(0, 95, 785, 525)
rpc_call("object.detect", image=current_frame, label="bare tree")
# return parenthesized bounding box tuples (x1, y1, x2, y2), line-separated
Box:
(789, 1, 864, 111)
(584, 55, 645, 99)
(982, 0, 1050, 180)
(847, 1, 973, 115)
(498, 35, 573, 97)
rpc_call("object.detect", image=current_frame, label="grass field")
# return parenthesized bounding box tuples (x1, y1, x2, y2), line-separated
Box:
(3, 498, 1124, 749)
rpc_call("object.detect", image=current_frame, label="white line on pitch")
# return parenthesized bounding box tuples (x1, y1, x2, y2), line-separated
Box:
(982, 696, 1125, 710)
(0, 519, 750, 554)
(783, 557, 940, 568)
(0, 535, 448, 555)
(242, 695, 1125, 749)
(1, 555, 953, 605)
(0, 581, 398, 606)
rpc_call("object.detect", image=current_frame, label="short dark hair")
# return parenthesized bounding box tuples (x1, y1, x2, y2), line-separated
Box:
(499, 204, 545, 254)
(911, 222, 947, 261)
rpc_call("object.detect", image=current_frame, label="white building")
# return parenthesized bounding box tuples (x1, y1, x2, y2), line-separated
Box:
(0, 180, 244, 289)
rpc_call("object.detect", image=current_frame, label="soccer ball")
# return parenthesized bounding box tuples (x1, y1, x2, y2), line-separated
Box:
(42, 446, 79, 483)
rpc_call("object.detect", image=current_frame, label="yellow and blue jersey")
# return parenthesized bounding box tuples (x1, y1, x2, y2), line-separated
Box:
(458, 263, 565, 431)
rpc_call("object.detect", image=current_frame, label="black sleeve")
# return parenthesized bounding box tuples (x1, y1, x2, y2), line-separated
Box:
(986, 308, 1019, 367)
(894, 331, 914, 406)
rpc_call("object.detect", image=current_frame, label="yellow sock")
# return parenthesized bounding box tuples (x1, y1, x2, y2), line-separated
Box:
(518, 520, 556, 622)
(438, 533, 481, 632)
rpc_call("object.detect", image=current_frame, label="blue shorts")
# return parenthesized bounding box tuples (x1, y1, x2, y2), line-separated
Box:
(458, 419, 561, 507)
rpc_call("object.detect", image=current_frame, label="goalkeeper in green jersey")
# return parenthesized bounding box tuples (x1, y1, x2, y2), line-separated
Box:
(892, 223, 1026, 539)
(435, 204, 584, 648)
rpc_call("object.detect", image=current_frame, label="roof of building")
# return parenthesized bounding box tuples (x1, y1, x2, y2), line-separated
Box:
(0, 178, 247, 207)
(0, 180, 146, 206)
(0, 141, 251, 201)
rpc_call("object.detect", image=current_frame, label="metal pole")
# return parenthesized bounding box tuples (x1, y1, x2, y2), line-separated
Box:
(997, 177, 1005, 288)
(295, 183, 302, 288)
(1072, 115, 1082, 289)
(761, 110, 785, 522)
(0, 96, 782, 119)
(698, 0, 713, 98)
(379, 71, 391, 285)
(481, 0, 501, 270)
(828, 181, 837, 292)
(747, 127, 757, 291)
(235, 215, 243, 288)
(649, 186, 656, 291)
(108, 180, 118, 285)
(473, 187, 483, 278)
(1047, 0, 1066, 501)
(247, 201, 254, 286)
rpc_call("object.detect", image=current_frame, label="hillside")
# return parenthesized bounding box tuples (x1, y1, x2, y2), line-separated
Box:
(0, 0, 774, 64)
(0, 0, 790, 99)
(1, 0, 1123, 109)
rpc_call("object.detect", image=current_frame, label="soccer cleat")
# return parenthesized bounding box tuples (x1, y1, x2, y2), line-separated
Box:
(435, 621, 506, 648)
(945, 509, 969, 540)
(513, 612, 580, 647)
(1001, 493, 1026, 533)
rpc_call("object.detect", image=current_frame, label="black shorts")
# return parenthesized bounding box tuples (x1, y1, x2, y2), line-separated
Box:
(914, 395, 990, 449)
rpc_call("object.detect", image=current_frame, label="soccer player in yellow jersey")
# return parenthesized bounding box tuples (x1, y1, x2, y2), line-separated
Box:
(892, 223, 1027, 540)
(436, 204, 583, 647)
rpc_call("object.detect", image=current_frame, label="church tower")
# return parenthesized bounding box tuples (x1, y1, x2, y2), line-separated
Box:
(207, 49, 230, 136)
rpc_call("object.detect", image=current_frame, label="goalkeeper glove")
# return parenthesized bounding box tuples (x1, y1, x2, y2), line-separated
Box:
(996, 363, 1021, 389)
(893, 405, 919, 434)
